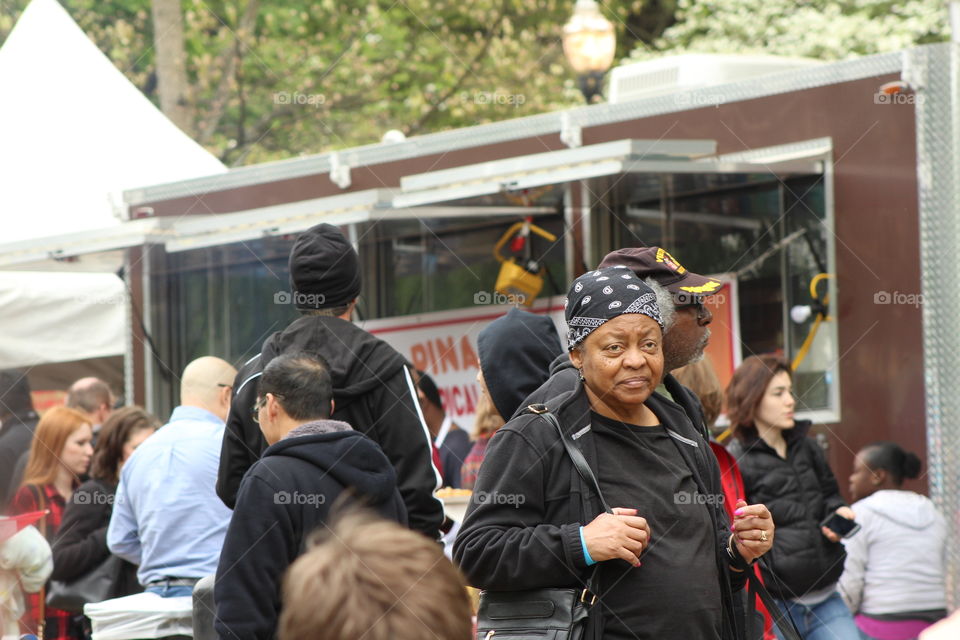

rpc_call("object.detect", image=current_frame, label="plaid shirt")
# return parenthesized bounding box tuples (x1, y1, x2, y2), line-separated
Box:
(10, 483, 80, 640)
(459, 435, 491, 491)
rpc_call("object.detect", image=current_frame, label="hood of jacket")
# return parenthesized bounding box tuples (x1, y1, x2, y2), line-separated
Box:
(854, 490, 940, 530)
(263, 428, 399, 504)
(547, 352, 573, 377)
(478, 308, 564, 421)
(261, 315, 409, 407)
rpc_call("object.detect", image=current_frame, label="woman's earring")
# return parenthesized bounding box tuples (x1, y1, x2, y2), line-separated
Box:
(577, 368, 585, 382)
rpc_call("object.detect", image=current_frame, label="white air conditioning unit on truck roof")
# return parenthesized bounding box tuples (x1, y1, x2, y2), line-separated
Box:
(608, 54, 823, 104)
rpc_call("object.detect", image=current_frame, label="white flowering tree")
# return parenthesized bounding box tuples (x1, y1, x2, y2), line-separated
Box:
(628, 0, 948, 62)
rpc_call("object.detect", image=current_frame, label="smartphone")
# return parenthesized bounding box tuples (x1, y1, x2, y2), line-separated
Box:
(819, 511, 861, 538)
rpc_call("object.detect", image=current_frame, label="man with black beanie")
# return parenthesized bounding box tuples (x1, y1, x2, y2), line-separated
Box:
(217, 223, 443, 539)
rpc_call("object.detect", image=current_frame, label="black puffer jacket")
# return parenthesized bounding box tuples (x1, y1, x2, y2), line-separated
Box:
(726, 421, 847, 599)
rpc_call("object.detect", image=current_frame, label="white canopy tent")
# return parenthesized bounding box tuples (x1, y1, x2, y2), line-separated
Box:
(0, 0, 226, 371)
(0, 272, 125, 369)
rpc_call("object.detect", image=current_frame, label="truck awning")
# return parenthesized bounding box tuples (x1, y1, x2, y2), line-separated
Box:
(0, 217, 165, 271)
(0, 138, 827, 268)
(162, 189, 556, 253)
(393, 138, 823, 208)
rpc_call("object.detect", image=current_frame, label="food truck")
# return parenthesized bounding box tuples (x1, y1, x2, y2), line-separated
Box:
(5, 44, 959, 603)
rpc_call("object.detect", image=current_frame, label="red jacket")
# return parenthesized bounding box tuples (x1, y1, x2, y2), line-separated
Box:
(710, 441, 776, 640)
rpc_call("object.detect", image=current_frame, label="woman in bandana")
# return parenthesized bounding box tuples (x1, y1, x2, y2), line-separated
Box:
(454, 267, 775, 640)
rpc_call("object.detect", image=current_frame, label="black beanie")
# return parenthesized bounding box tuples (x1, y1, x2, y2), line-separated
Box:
(478, 308, 563, 420)
(288, 223, 362, 310)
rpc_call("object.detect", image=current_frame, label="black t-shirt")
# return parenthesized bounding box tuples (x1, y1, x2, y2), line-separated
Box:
(590, 412, 722, 640)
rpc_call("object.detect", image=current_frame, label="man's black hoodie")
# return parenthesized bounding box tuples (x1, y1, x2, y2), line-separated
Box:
(0, 410, 38, 509)
(216, 315, 442, 538)
(214, 424, 407, 640)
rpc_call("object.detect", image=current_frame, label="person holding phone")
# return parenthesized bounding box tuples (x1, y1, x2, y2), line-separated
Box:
(838, 443, 947, 640)
(726, 355, 859, 640)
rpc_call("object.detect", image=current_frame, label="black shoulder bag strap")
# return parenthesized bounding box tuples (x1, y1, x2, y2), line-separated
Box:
(526, 404, 611, 604)
(740, 558, 803, 640)
(527, 404, 612, 515)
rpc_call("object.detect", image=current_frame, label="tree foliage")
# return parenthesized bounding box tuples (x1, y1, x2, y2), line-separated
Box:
(0, 0, 948, 167)
(632, 0, 947, 61)
(1, 0, 671, 165)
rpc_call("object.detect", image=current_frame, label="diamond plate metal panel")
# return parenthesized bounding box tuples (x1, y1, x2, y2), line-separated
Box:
(913, 43, 960, 609)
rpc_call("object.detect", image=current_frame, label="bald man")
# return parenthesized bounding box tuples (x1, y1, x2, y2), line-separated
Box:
(67, 376, 115, 432)
(108, 356, 237, 597)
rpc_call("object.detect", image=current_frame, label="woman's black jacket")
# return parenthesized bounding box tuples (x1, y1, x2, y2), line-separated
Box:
(453, 386, 749, 640)
(51, 478, 140, 598)
(726, 422, 846, 599)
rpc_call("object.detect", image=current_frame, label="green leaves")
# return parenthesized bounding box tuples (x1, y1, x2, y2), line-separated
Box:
(0, 0, 672, 165)
(631, 0, 947, 62)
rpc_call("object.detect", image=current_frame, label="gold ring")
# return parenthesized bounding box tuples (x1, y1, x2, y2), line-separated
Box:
(760, 530, 768, 542)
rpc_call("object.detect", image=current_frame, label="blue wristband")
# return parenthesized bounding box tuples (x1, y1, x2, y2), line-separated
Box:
(579, 526, 596, 566)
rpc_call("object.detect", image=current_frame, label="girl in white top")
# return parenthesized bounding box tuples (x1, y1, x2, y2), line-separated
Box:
(0, 522, 52, 637)
(840, 442, 947, 640)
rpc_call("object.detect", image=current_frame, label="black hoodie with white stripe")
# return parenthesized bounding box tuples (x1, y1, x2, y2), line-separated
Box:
(216, 314, 442, 539)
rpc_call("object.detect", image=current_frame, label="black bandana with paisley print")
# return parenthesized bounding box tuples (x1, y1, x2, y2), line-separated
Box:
(564, 266, 663, 351)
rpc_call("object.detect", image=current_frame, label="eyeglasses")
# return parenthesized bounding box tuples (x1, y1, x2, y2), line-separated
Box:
(679, 301, 709, 324)
(252, 393, 284, 423)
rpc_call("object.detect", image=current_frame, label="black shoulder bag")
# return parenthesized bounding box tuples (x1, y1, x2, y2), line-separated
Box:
(47, 484, 126, 613)
(475, 405, 611, 640)
(47, 555, 124, 613)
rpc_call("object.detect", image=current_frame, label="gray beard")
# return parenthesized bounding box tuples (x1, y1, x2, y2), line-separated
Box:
(687, 328, 711, 365)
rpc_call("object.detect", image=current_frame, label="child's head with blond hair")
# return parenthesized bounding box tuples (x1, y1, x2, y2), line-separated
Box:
(279, 509, 472, 640)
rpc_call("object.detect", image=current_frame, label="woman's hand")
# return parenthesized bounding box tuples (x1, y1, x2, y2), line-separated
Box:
(582, 507, 650, 567)
(730, 499, 774, 565)
(821, 506, 856, 543)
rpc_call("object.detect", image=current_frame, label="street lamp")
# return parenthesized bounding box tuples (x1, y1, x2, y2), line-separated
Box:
(562, 0, 616, 103)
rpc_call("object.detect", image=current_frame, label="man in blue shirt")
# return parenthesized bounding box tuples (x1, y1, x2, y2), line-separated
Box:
(108, 356, 237, 597)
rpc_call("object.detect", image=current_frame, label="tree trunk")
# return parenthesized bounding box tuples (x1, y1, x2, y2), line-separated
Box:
(196, 0, 261, 145)
(151, 0, 193, 136)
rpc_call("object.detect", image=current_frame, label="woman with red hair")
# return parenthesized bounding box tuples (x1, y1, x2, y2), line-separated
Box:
(9, 406, 93, 639)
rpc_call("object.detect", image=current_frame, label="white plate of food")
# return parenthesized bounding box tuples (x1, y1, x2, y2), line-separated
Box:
(436, 488, 472, 522)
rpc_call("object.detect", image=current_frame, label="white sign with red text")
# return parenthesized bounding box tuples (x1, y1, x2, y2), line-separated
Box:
(360, 301, 566, 432)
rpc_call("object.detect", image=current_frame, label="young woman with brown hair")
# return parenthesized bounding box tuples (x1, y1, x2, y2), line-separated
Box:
(726, 355, 858, 640)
